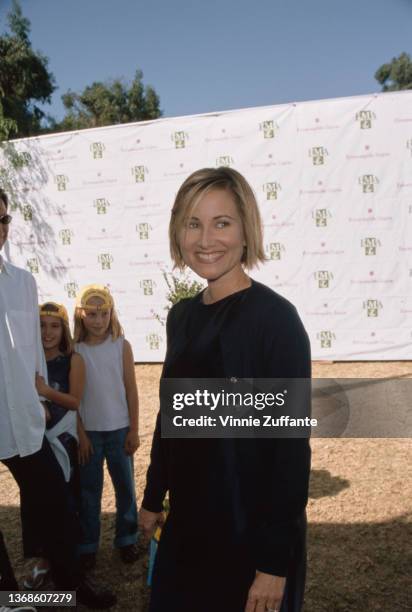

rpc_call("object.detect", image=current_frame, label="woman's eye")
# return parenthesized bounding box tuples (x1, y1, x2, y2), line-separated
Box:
(217, 221, 229, 228)
(187, 221, 199, 229)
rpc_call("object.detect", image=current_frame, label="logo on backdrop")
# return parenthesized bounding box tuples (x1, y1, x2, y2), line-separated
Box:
(312, 208, 332, 227)
(90, 142, 105, 159)
(216, 155, 234, 167)
(146, 332, 162, 350)
(361, 237, 381, 256)
(64, 282, 79, 298)
(259, 120, 279, 139)
(267, 242, 285, 260)
(55, 174, 68, 191)
(263, 182, 282, 200)
(93, 198, 110, 214)
(363, 299, 382, 318)
(22, 205, 33, 221)
(171, 131, 188, 149)
(136, 223, 151, 240)
(98, 253, 113, 270)
(355, 110, 376, 129)
(309, 146, 329, 166)
(59, 229, 73, 245)
(131, 165, 147, 183)
(317, 330, 335, 349)
(27, 258, 39, 274)
(359, 174, 379, 193)
(140, 279, 156, 295)
(407, 139, 412, 156)
(315, 270, 333, 288)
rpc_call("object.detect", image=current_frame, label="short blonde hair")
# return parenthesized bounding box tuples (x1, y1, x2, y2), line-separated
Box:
(73, 285, 124, 343)
(169, 167, 266, 270)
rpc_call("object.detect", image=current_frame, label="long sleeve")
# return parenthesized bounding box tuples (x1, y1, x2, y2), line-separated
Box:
(142, 411, 168, 512)
(254, 303, 311, 577)
(142, 306, 179, 512)
(31, 275, 48, 384)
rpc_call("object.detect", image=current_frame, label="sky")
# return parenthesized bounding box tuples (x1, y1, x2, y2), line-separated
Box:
(0, 0, 411, 122)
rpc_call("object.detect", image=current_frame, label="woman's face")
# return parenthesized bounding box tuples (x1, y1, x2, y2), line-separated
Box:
(178, 188, 245, 282)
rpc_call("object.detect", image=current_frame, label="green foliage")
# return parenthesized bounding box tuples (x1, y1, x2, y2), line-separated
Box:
(163, 271, 204, 306)
(375, 52, 412, 91)
(154, 272, 204, 325)
(0, 140, 31, 210)
(0, 1, 55, 138)
(54, 70, 162, 132)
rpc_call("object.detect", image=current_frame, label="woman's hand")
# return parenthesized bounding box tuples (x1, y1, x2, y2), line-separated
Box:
(124, 429, 140, 455)
(245, 572, 286, 612)
(78, 431, 93, 465)
(139, 507, 165, 542)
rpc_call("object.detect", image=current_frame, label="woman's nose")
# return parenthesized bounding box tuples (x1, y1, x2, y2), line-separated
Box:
(198, 225, 214, 248)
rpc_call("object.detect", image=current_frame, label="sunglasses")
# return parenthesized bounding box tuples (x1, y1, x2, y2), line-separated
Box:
(0, 214, 12, 225)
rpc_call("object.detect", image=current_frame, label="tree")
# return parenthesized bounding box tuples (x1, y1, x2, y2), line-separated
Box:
(0, 0, 55, 138)
(375, 52, 412, 91)
(54, 70, 162, 131)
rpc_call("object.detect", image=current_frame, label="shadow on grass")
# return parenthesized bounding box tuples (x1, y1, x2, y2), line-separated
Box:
(1, 505, 410, 611)
(309, 469, 350, 499)
(306, 513, 412, 612)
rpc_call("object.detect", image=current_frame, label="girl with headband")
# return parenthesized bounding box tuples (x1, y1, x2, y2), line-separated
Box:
(73, 285, 140, 569)
(24, 302, 85, 590)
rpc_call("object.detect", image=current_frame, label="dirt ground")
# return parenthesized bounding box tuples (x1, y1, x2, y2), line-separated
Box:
(1, 361, 411, 612)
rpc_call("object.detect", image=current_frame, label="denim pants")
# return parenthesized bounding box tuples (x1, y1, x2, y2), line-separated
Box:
(78, 427, 138, 553)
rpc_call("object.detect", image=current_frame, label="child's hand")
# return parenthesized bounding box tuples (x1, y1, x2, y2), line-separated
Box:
(124, 430, 140, 455)
(36, 373, 49, 397)
(78, 432, 93, 465)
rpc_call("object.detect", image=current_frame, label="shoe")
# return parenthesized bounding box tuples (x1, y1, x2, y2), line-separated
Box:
(23, 562, 50, 590)
(79, 552, 96, 572)
(76, 576, 116, 609)
(119, 543, 139, 564)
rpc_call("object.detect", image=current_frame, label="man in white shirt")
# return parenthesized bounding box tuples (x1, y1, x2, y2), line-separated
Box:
(0, 188, 116, 608)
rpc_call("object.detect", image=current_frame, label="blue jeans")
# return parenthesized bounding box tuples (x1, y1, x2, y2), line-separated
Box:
(78, 427, 138, 553)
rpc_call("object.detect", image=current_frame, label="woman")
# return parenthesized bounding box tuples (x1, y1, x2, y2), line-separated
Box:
(140, 167, 311, 612)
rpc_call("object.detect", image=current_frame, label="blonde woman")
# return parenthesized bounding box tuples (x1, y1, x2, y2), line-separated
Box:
(141, 168, 311, 612)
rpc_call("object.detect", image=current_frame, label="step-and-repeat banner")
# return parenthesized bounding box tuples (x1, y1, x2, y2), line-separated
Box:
(2, 91, 412, 361)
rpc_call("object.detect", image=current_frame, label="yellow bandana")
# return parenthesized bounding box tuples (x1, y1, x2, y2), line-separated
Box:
(39, 302, 69, 324)
(76, 284, 113, 312)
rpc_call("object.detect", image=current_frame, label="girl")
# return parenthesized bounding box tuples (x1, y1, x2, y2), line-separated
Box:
(24, 302, 85, 589)
(73, 285, 140, 569)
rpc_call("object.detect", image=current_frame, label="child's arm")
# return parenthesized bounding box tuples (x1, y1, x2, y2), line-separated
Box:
(77, 413, 93, 465)
(35, 353, 86, 411)
(123, 339, 140, 455)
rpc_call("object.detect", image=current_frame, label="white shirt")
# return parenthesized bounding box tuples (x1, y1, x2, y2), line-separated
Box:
(75, 336, 130, 431)
(0, 256, 47, 459)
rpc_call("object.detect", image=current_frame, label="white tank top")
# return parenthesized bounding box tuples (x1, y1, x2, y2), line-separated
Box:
(75, 336, 130, 431)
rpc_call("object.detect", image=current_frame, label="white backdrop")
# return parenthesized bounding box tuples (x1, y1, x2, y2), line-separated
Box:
(3, 91, 412, 361)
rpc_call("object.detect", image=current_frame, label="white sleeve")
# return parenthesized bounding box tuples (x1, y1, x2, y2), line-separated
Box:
(30, 274, 48, 386)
